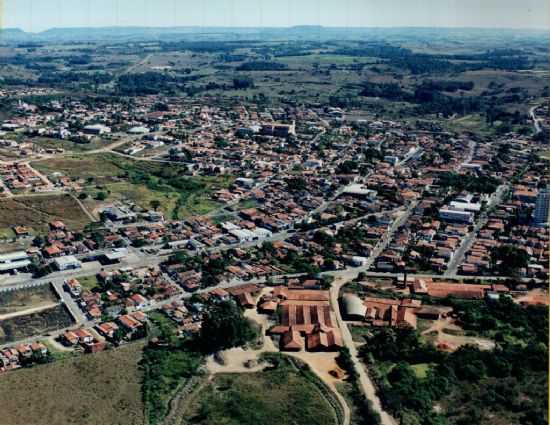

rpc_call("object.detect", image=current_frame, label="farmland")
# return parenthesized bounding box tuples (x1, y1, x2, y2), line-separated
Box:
(0, 342, 146, 425)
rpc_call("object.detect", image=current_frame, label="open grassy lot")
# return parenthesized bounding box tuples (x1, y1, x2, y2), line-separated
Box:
(0, 285, 58, 317)
(33, 153, 232, 219)
(78, 275, 100, 291)
(182, 356, 337, 425)
(0, 194, 91, 233)
(32, 153, 127, 183)
(444, 113, 496, 137)
(31, 137, 110, 153)
(0, 342, 146, 425)
(0, 304, 73, 344)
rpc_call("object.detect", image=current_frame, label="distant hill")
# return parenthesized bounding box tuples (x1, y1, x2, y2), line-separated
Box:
(1, 25, 549, 44)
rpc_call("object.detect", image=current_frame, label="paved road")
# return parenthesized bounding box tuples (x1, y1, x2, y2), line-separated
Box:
(445, 184, 509, 276)
(529, 105, 543, 134)
(321, 203, 416, 425)
(330, 279, 397, 425)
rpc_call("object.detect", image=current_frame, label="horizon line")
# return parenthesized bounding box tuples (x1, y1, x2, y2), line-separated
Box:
(4, 24, 550, 34)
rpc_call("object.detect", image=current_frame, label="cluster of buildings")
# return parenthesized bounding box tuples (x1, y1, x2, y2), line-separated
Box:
(63, 265, 180, 322)
(262, 286, 344, 352)
(0, 342, 49, 373)
(458, 182, 549, 277)
(0, 162, 52, 193)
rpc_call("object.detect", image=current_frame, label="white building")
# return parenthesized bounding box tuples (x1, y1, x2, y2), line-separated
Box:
(53, 255, 82, 271)
(534, 189, 549, 226)
(342, 184, 377, 200)
(449, 201, 481, 213)
(384, 155, 399, 166)
(229, 228, 256, 243)
(83, 124, 111, 135)
(0, 251, 31, 273)
(439, 208, 474, 224)
(128, 126, 150, 134)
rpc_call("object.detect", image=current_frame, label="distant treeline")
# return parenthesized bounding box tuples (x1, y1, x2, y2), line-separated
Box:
(116, 72, 201, 95)
(359, 79, 530, 117)
(38, 71, 112, 86)
(329, 44, 530, 73)
(236, 61, 289, 71)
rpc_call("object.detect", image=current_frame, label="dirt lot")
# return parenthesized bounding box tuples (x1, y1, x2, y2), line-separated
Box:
(0, 304, 73, 344)
(420, 316, 495, 351)
(0, 342, 146, 425)
(0, 194, 91, 232)
(0, 285, 59, 317)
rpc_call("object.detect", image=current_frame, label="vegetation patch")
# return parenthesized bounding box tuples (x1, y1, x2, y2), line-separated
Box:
(0, 304, 74, 344)
(359, 298, 548, 424)
(0, 194, 91, 232)
(0, 284, 58, 316)
(0, 342, 146, 425)
(183, 355, 337, 425)
(33, 153, 232, 219)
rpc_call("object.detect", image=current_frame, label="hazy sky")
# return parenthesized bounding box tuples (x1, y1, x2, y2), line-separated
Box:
(4, 0, 550, 32)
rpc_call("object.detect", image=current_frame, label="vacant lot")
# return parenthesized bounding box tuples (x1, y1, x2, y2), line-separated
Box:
(0, 194, 91, 232)
(0, 285, 58, 317)
(32, 153, 125, 183)
(0, 342, 146, 425)
(182, 357, 337, 425)
(0, 304, 73, 344)
(33, 154, 232, 218)
(31, 137, 110, 153)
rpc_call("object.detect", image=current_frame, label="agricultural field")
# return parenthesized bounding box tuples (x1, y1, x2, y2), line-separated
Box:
(0, 342, 146, 425)
(182, 356, 338, 425)
(0, 304, 73, 344)
(0, 194, 91, 233)
(0, 285, 59, 317)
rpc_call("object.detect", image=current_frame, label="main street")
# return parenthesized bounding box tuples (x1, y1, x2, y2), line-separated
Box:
(445, 184, 509, 276)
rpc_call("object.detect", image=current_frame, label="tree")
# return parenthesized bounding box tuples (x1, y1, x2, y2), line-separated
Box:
(96, 191, 108, 201)
(490, 245, 529, 276)
(198, 301, 257, 353)
(32, 236, 44, 247)
(78, 192, 88, 200)
(150, 199, 161, 211)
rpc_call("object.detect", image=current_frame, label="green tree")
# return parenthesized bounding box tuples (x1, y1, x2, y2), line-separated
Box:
(199, 301, 257, 353)
(150, 199, 161, 211)
(490, 245, 529, 276)
(96, 191, 108, 201)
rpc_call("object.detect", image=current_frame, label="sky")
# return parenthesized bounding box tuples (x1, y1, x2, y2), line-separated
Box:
(3, 0, 550, 33)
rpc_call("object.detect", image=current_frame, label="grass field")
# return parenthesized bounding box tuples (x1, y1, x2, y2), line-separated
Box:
(78, 275, 100, 291)
(0, 194, 91, 232)
(410, 363, 431, 379)
(445, 113, 495, 137)
(32, 153, 127, 183)
(182, 356, 337, 425)
(0, 342, 146, 425)
(31, 137, 109, 153)
(33, 154, 232, 219)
